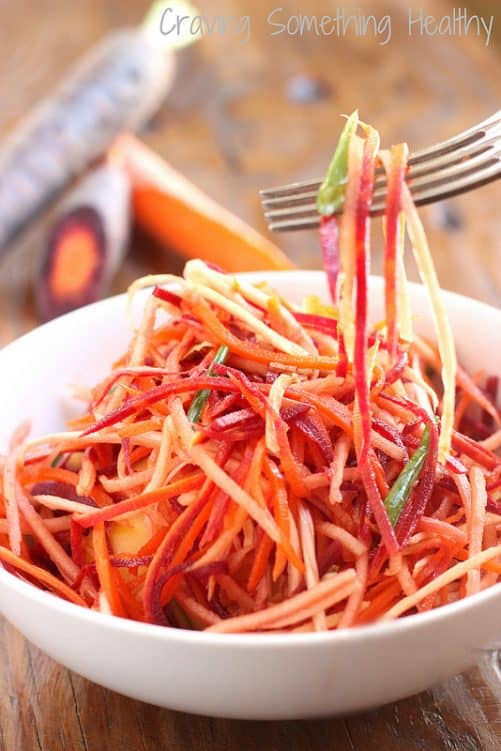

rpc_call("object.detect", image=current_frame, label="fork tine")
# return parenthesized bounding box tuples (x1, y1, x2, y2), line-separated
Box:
(261, 189, 319, 211)
(408, 109, 501, 165)
(266, 142, 501, 232)
(260, 178, 321, 201)
(267, 216, 324, 232)
(260, 110, 501, 203)
(260, 128, 500, 211)
(395, 157, 501, 210)
(265, 141, 501, 226)
(391, 129, 501, 187)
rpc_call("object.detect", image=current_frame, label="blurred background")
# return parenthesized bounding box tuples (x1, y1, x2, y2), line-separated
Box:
(0, 0, 499, 341)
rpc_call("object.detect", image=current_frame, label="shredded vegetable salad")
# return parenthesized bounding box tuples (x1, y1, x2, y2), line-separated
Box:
(1, 114, 501, 634)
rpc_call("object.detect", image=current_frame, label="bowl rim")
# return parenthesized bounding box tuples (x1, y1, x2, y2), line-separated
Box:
(1, 563, 500, 648)
(0, 269, 500, 648)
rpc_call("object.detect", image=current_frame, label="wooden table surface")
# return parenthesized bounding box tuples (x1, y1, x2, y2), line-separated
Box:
(0, 0, 500, 748)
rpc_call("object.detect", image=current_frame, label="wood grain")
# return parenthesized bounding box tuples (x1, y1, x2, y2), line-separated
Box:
(0, 0, 500, 748)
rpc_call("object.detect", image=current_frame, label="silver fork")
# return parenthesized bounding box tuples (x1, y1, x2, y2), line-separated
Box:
(260, 111, 501, 232)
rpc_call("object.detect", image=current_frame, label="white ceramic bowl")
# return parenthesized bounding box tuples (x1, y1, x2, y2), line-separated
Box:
(0, 271, 500, 720)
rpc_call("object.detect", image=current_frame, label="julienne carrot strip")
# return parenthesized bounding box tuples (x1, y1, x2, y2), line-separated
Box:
(401, 187, 457, 464)
(137, 527, 170, 558)
(275, 422, 308, 498)
(452, 431, 500, 471)
(20, 466, 79, 485)
(466, 466, 487, 596)
(190, 298, 339, 372)
(116, 577, 144, 621)
(380, 144, 408, 360)
(454, 391, 473, 431)
(350, 126, 398, 555)
(264, 458, 290, 581)
(70, 519, 85, 568)
(172, 398, 304, 574)
(338, 552, 368, 628)
(284, 389, 352, 435)
(157, 444, 235, 608)
(158, 499, 216, 608)
(81, 376, 241, 436)
(320, 216, 341, 303)
(75, 472, 204, 527)
(414, 337, 500, 427)
(21, 466, 112, 507)
(382, 545, 501, 621)
(247, 531, 274, 592)
(371, 455, 390, 500)
(92, 522, 126, 618)
(298, 503, 327, 631)
(217, 365, 269, 421)
(217, 573, 256, 613)
(0, 546, 86, 606)
(201, 443, 256, 546)
(384, 351, 408, 386)
(355, 580, 402, 625)
(1, 114, 499, 634)
(143, 478, 216, 624)
(453, 546, 501, 575)
(92, 366, 182, 410)
(16, 486, 82, 586)
(3, 451, 23, 556)
(336, 333, 349, 378)
(207, 569, 357, 633)
(372, 417, 408, 458)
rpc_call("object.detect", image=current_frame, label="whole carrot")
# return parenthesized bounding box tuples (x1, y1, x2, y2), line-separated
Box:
(0, 1, 197, 254)
(111, 134, 294, 272)
(36, 162, 130, 321)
